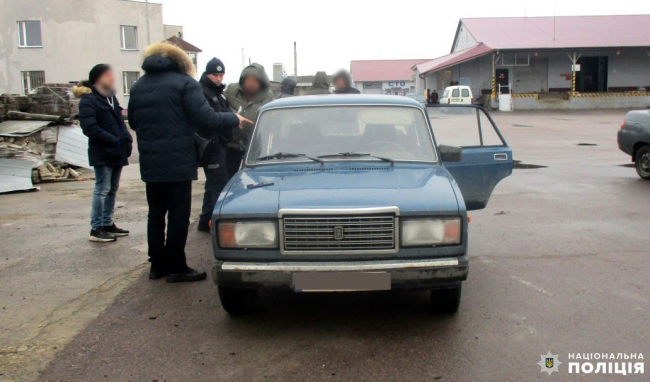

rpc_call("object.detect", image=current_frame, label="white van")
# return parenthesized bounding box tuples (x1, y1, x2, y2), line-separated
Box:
(440, 85, 473, 104)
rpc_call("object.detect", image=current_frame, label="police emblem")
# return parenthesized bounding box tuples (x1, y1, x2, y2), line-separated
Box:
(217, 66, 223, 72)
(537, 351, 562, 375)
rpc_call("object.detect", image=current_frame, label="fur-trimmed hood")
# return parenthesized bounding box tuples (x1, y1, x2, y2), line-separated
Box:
(72, 81, 93, 99)
(142, 42, 196, 77)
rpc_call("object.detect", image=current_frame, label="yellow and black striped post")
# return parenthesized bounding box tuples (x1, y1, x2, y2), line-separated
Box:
(572, 68, 576, 94)
(491, 54, 497, 99)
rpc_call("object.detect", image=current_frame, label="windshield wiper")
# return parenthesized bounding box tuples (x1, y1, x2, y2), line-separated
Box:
(257, 152, 324, 163)
(317, 152, 394, 163)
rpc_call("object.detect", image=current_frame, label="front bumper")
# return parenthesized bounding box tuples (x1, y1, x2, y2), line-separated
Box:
(212, 256, 468, 291)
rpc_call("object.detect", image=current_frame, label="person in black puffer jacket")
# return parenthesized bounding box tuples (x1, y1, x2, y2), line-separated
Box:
(128, 42, 250, 283)
(197, 57, 232, 232)
(75, 64, 133, 243)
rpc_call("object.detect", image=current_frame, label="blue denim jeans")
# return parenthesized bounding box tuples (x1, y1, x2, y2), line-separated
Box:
(91, 166, 122, 230)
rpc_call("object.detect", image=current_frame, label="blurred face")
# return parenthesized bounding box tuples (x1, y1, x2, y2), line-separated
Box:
(207, 73, 224, 86)
(334, 76, 347, 90)
(242, 75, 261, 96)
(96, 69, 115, 93)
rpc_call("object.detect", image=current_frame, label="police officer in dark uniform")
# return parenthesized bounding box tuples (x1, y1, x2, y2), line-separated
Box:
(197, 57, 232, 232)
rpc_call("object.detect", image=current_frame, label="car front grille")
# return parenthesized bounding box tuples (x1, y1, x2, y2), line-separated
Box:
(282, 214, 397, 254)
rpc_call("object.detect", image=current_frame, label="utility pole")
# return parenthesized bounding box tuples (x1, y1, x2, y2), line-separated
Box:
(145, 0, 151, 45)
(294, 42, 298, 81)
(241, 48, 245, 69)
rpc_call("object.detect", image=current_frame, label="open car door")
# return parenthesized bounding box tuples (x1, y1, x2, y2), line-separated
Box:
(429, 105, 513, 210)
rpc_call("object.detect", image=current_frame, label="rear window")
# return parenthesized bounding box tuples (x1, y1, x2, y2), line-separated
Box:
(462, 89, 470, 97)
(452, 89, 460, 97)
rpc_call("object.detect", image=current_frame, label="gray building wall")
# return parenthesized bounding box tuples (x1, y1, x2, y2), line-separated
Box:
(452, 23, 477, 53)
(0, 0, 165, 105)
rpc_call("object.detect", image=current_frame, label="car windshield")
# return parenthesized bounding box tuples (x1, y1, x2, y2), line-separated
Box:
(247, 106, 437, 164)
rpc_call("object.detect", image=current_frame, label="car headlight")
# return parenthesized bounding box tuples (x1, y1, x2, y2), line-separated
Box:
(401, 217, 461, 246)
(218, 221, 278, 248)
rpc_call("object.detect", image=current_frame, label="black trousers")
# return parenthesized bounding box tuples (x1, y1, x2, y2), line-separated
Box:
(199, 143, 228, 227)
(146, 181, 192, 273)
(225, 146, 244, 179)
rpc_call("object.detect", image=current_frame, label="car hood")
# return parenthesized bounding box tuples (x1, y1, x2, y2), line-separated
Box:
(218, 164, 460, 218)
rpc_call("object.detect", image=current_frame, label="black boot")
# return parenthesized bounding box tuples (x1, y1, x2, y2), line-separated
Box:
(89, 228, 116, 242)
(149, 263, 169, 280)
(104, 224, 129, 237)
(166, 267, 207, 283)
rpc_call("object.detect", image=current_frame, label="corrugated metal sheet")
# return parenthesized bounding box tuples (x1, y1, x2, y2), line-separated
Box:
(459, 15, 650, 50)
(55, 125, 91, 169)
(350, 59, 431, 82)
(416, 44, 494, 75)
(0, 120, 53, 137)
(0, 159, 37, 194)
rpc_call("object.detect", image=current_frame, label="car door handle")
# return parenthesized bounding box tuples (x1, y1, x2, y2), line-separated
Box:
(494, 153, 508, 161)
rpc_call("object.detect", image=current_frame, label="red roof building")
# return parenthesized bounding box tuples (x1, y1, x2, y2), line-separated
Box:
(412, 15, 650, 109)
(350, 59, 431, 95)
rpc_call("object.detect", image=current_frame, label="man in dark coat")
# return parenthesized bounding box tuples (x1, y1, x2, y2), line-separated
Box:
(224, 63, 273, 178)
(75, 64, 132, 243)
(275, 77, 297, 99)
(332, 69, 360, 94)
(128, 42, 250, 283)
(306, 71, 331, 95)
(430, 89, 440, 104)
(197, 57, 231, 232)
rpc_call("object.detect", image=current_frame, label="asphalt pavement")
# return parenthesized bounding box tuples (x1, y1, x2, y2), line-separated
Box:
(1, 109, 648, 382)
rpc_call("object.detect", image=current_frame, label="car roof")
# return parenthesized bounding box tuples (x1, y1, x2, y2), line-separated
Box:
(261, 94, 423, 111)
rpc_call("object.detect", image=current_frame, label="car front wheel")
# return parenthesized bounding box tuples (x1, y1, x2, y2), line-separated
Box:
(635, 145, 650, 179)
(431, 284, 462, 314)
(218, 286, 258, 315)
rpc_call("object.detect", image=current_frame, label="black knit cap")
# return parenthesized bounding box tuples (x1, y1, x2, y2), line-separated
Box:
(88, 64, 111, 85)
(205, 57, 225, 75)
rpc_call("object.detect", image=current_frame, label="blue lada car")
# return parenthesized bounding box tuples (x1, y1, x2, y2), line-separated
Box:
(211, 95, 512, 314)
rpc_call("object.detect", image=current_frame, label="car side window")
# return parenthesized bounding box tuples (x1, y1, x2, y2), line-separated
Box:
(429, 107, 505, 147)
(462, 89, 470, 97)
(452, 89, 460, 97)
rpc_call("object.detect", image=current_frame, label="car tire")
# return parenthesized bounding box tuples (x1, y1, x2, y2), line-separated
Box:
(218, 286, 258, 315)
(430, 284, 462, 314)
(634, 145, 650, 179)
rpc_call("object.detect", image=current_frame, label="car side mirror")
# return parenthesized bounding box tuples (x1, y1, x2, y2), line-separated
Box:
(439, 145, 462, 162)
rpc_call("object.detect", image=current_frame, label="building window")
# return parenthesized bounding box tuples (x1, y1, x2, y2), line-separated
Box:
(18, 21, 42, 48)
(123, 71, 140, 95)
(120, 26, 138, 50)
(22, 71, 45, 94)
(188, 52, 198, 68)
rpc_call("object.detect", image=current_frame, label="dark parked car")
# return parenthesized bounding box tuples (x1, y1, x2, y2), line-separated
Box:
(210, 96, 513, 315)
(618, 110, 650, 179)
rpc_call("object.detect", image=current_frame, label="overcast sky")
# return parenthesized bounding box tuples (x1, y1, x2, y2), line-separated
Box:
(149, 0, 649, 83)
